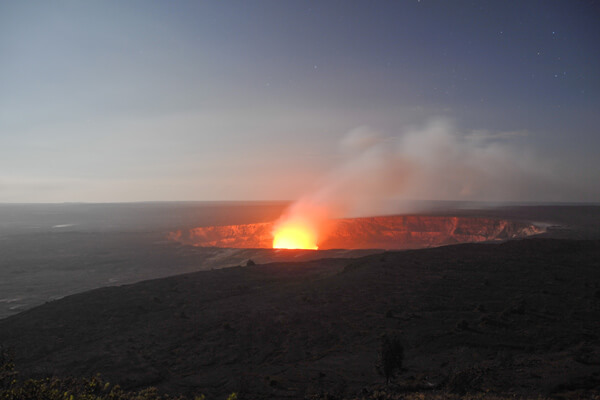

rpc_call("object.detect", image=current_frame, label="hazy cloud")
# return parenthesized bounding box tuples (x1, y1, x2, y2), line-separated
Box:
(278, 118, 596, 226)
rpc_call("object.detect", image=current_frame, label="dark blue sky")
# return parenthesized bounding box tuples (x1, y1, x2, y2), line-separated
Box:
(1, 1, 598, 202)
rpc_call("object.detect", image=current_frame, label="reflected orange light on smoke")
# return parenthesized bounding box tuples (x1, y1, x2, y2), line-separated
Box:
(272, 223, 318, 250)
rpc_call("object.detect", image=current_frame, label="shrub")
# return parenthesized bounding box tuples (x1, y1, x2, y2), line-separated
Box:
(377, 332, 404, 384)
(0, 347, 16, 390)
(0, 357, 199, 400)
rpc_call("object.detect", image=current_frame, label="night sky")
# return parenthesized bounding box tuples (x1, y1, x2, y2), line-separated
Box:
(1, 1, 599, 203)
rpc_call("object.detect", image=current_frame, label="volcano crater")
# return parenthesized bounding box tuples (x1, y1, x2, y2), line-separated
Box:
(171, 215, 542, 250)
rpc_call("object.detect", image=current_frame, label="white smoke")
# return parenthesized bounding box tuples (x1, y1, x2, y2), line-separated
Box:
(279, 118, 579, 225)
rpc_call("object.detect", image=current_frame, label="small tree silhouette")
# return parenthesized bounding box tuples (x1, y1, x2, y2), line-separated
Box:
(377, 332, 404, 384)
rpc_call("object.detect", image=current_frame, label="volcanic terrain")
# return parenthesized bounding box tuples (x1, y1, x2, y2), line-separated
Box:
(1, 206, 599, 399)
(172, 215, 540, 249)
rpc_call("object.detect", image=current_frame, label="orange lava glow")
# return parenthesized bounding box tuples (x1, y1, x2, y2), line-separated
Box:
(272, 223, 318, 250)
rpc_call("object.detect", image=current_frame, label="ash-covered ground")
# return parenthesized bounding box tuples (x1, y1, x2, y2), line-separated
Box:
(1, 204, 599, 399)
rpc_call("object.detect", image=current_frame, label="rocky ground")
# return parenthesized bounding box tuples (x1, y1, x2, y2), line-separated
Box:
(1, 235, 599, 399)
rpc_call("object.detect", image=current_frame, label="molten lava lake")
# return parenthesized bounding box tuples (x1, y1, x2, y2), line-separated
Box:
(170, 215, 542, 250)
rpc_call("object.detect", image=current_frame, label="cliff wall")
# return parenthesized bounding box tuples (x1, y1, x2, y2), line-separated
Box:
(170, 215, 542, 250)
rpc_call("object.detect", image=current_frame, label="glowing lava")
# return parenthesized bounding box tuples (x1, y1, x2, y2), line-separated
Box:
(272, 223, 318, 250)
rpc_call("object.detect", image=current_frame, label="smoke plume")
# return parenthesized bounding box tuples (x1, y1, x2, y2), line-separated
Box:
(273, 118, 573, 244)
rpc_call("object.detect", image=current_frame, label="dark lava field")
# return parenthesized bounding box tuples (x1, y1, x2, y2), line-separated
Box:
(1, 206, 599, 399)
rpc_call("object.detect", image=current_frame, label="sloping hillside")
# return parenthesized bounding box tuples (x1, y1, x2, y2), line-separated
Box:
(1, 239, 599, 399)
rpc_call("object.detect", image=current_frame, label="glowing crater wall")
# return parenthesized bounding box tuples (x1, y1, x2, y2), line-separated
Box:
(169, 215, 542, 250)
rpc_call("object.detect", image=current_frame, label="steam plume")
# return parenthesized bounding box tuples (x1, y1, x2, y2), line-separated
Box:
(274, 118, 573, 244)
